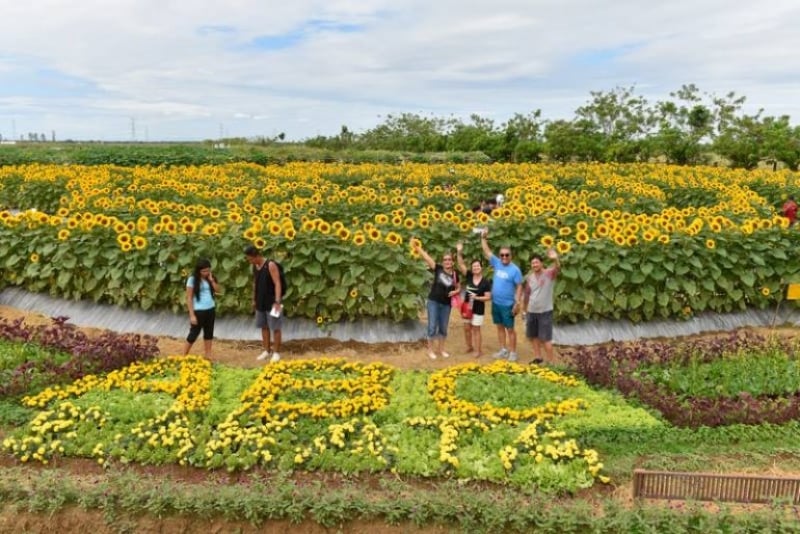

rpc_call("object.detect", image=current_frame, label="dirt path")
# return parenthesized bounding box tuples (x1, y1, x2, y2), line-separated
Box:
(0, 304, 568, 370)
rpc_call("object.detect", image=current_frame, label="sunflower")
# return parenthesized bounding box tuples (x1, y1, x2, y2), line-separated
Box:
(705, 238, 716, 249)
(30, 253, 39, 263)
(318, 221, 332, 235)
(540, 235, 554, 247)
(761, 286, 771, 296)
(116, 233, 132, 246)
(375, 214, 389, 225)
(133, 236, 147, 250)
(353, 233, 367, 246)
(385, 232, 402, 245)
(556, 241, 571, 254)
(57, 229, 70, 241)
(575, 231, 590, 245)
(626, 235, 638, 246)
(337, 228, 351, 241)
(254, 237, 266, 249)
(404, 218, 416, 230)
(349, 288, 358, 298)
(368, 228, 382, 241)
(559, 226, 572, 236)
(658, 235, 670, 244)
(243, 228, 257, 240)
(227, 212, 243, 224)
(268, 222, 282, 236)
(203, 225, 219, 236)
(120, 241, 133, 252)
(613, 234, 626, 246)
(284, 228, 296, 241)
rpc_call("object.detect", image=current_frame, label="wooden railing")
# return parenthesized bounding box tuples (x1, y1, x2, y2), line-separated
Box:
(633, 469, 800, 504)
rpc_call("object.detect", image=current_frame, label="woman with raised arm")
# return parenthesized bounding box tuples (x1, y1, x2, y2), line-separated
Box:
(411, 239, 460, 360)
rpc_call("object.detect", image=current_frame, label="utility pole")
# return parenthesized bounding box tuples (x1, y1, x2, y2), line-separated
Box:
(130, 117, 136, 141)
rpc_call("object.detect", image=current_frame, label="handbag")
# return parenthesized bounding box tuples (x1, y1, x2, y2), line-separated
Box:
(450, 294, 462, 310)
(460, 299, 474, 320)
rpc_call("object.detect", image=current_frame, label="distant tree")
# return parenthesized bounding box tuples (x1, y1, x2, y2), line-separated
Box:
(502, 111, 544, 162)
(714, 112, 800, 170)
(544, 119, 604, 162)
(652, 84, 714, 165)
(361, 113, 447, 152)
(574, 86, 654, 162)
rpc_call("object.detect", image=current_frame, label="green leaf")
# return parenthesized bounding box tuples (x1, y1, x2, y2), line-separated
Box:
(377, 282, 393, 299)
(739, 271, 756, 287)
(304, 262, 322, 276)
(608, 271, 625, 288)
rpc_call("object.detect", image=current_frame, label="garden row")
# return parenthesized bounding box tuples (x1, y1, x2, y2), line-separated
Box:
(4, 317, 800, 494)
(1, 162, 800, 325)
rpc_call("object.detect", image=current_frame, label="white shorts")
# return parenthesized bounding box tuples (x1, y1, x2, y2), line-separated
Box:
(470, 314, 484, 327)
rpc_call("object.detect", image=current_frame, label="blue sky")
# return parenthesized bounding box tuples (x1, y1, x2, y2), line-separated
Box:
(1, 0, 799, 142)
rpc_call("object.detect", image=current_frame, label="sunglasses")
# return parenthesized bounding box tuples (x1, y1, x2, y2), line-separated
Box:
(499, 253, 511, 257)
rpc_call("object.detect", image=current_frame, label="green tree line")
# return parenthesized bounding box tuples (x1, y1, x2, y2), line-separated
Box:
(304, 84, 800, 169)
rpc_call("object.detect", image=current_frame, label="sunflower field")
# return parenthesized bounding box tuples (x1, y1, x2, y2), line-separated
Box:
(1, 161, 799, 325)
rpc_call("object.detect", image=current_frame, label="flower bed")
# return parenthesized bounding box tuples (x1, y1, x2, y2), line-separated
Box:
(1, 357, 666, 493)
(564, 331, 800, 427)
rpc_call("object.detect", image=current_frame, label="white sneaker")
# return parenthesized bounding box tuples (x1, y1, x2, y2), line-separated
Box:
(256, 350, 270, 361)
(507, 352, 519, 362)
(270, 352, 281, 363)
(492, 348, 509, 360)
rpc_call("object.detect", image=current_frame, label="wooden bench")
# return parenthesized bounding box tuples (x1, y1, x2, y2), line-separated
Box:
(632, 469, 800, 504)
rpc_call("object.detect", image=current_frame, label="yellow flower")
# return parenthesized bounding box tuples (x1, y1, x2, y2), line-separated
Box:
(116, 233, 132, 246)
(353, 233, 366, 246)
(133, 236, 147, 250)
(556, 241, 571, 254)
(57, 229, 70, 241)
(30, 253, 39, 263)
(705, 238, 716, 249)
(349, 288, 358, 298)
(540, 235, 554, 247)
(761, 287, 770, 296)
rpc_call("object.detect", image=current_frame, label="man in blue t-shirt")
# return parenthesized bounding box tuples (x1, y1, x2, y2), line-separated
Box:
(480, 228, 523, 361)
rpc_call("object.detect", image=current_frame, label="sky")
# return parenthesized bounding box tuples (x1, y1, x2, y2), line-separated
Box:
(1, 0, 799, 142)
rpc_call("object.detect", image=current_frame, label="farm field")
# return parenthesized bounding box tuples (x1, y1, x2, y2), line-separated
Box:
(3, 161, 800, 531)
(2, 306, 800, 532)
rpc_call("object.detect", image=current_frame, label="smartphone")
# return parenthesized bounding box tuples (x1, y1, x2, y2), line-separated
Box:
(472, 227, 486, 234)
(269, 307, 282, 318)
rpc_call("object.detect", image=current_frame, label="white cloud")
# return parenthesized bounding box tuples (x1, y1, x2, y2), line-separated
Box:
(0, 0, 799, 140)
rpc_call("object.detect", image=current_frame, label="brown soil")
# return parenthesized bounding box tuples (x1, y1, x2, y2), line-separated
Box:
(2, 304, 800, 532)
(0, 304, 573, 370)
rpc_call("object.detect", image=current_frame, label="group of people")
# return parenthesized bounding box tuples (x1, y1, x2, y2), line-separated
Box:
(182, 245, 284, 362)
(182, 228, 560, 367)
(413, 228, 560, 364)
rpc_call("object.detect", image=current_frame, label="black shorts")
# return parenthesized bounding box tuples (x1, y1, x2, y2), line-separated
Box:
(525, 310, 553, 342)
(187, 308, 215, 342)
